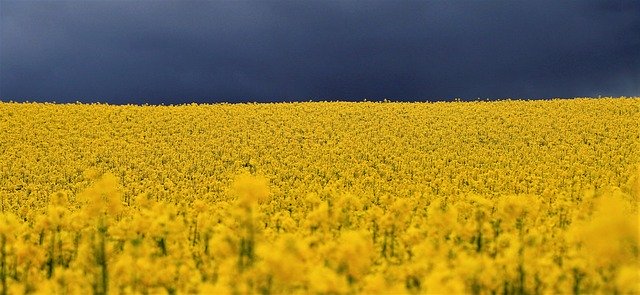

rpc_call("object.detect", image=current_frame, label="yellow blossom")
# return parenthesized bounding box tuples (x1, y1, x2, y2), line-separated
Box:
(231, 173, 270, 206)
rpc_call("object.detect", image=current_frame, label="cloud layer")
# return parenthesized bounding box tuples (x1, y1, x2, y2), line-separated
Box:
(1, 0, 638, 103)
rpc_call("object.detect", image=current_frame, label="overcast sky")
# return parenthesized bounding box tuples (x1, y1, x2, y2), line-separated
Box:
(1, 0, 638, 104)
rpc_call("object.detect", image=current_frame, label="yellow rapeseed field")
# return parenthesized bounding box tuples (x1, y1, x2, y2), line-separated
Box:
(0, 97, 638, 294)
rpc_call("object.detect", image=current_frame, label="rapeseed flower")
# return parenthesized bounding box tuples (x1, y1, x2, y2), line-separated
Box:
(0, 98, 638, 293)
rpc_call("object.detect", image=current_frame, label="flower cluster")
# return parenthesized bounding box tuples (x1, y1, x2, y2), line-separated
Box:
(0, 97, 638, 293)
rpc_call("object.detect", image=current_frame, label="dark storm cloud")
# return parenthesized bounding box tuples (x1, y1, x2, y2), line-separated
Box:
(1, 0, 638, 104)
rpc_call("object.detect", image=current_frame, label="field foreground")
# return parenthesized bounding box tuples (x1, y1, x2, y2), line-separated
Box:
(0, 98, 639, 294)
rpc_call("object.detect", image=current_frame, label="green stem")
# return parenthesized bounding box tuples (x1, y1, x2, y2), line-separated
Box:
(96, 217, 109, 295)
(1, 234, 6, 295)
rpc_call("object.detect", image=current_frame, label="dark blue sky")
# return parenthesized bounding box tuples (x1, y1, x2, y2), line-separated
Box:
(1, 0, 638, 104)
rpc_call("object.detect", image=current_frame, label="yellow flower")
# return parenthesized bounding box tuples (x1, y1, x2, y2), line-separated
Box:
(231, 173, 270, 206)
(615, 265, 640, 294)
(336, 230, 374, 280)
(308, 265, 349, 293)
(569, 193, 639, 268)
(0, 98, 638, 293)
(0, 213, 19, 239)
(259, 235, 306, 285)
